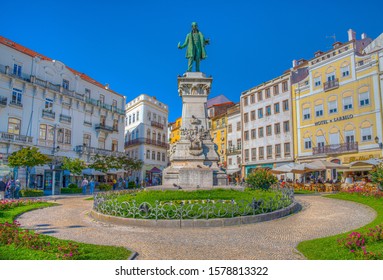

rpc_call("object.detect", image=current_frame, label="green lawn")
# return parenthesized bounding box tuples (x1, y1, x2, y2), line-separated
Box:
(0, 201, 132, 260)
(297, 193, 383, 259)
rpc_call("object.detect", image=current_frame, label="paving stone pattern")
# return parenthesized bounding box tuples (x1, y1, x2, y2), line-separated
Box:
(17, 195, 376, 260)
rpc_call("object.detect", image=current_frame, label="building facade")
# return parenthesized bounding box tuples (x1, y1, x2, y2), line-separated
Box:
(169, 117, 182, 144)
(226, 103, 242, 182)
(0, 35, 126, 193)
(291, 29, 382, 179)
(124, 94, 169, 185)
(241, 72, 294, 178)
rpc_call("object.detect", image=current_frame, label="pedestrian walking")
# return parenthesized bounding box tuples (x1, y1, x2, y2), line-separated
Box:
(0, 177, 6, 200)
(81, 177, 88, 195)
(14, 179, 21, 199)
(112, 178, 117, 190)
(89, 178, 95, 195)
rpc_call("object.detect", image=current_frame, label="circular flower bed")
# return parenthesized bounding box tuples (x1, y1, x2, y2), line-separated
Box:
(93, 188, 294, 220)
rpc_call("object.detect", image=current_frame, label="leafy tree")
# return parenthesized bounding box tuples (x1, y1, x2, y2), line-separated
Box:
(89, 154, 143, 174)
(61, 157, 87, 176)
(246, 168, 278, 191)
(8, 147, 51, 188)
(370, 163, 383, 191)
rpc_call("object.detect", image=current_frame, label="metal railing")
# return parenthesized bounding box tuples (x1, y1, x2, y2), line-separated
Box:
(151, 121, 164, 129)
(227, 146, 241, 155)
(95, 123, 115, 132)
(9, 100, 23, 107)
(75, 145, 125, 157)
(125, 137, 169, 149)
(0, 96, 7, 106)
(324, 78, 339, 91)
(313, 141, 358, 155)
(59, 114, 71, 123)
(42, 109, 55, 119)
(0, 131, 33, 143)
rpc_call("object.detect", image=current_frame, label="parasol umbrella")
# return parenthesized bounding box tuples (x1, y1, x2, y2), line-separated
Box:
(270, 163, 300, 174)
(309, 160, 349, 170)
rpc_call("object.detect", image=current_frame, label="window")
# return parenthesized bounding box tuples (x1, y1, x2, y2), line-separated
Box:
(228, 158, 233, 165)
(258, 108, 263, 119)
(13, 63, 22, 77)
(274, 123, 281, 134)
(39, 124, 47, 139)
(259, 147, 264, 160)
(326, 72, 336, 81)
(265, 88, 271, 98)
(11, 88, 22, 105)
(267, 145, 272, 159)
(315, 104, 324, 117)
(157, 152, 161, 161)
(100, 115, 106, 125)
(343, 96, 353, 110)
(99, 94, 105, 104)
(316, 135, 325, 147)
(113, 119, 118, 130)
(314, 77, 321, 87)
(328, 100, 338, 114)
(112, 99, 117, 108)
(258, 127, 264, 138)
(244, 149, 249, 162)
(137, 111, 139, 121)
(152, 151, 156, 160)
(282, 81, 288, 92)
(361, 127, 372, 142)
(264, 106, 270, 116)
(283, 121, 290, 132)
(304, 138, 312, 149)
(146, 150, 150, 159)
(244, 130, 249, 141)
(266, 125, 272, 136)
(273, 85, 279, 95)
(282, 100, 289, 111)
(251, 148, 257, 161)
(64, 129, 71, 144)
(228, 124, 232, 133)
(243, 96, 248, 106)
(162, 153, 166, 161)
(257, 91, 263, 101)
(45, 98, 53, 110)
(359, 92, 370, 107)
(341, 66, 350, 77)
(47, 126, 54, 141)
(275, 144, 281, 158)
(85, 88, 91, 98)
(153, 113, 157, 121)
(62, 79, 69, 90)
(274, 103, 280, 114)
(83, 134, 91, 147)
(237, 139, 242, 149)
(236, 122, 241, 131)
(98, 137, 105, 149)
(228, 140, 233, 148)
(345, 130, 355, 143)
(57, 128, 63, 143)
(147, 111, 151, 121)
(250, 94, 255, 104)
(244, 113, 249, 123)
(8, 118, 21, 135)
(284, 143, 291, 157)
(250, 110, 256, 121)
(251, 129, 256, 139)
(112, 140, 118, 152)
(303, 108, 311, 120)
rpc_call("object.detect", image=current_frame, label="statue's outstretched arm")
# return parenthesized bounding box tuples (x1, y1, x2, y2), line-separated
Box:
(178, 35, 189, 49)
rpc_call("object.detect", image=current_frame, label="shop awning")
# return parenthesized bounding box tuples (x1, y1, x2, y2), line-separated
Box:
(107, 169, 125, 175)
(82, 169, 106, 176)
(309, 160, 349, 170)
(350, 158, 383, 167)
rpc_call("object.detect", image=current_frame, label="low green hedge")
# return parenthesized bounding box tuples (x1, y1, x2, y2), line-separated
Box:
(60, 188, 82, 194)
(19, 189, 44, 197)
(68, 183, 79, 189)
(98, 183, 112, 191)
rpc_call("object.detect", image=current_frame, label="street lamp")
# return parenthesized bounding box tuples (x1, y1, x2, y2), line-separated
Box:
(51, 124, 60, 196)
(375, 136, 383, 149)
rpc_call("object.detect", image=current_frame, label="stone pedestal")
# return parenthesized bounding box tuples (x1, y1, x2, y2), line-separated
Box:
(163, 72, 227, 188)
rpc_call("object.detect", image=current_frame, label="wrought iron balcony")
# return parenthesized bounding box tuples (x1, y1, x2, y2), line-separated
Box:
(227, 146, 241, 155)
(75, 145, 125, 157)
(59, 114, 71, 123)
(151, 121, 164, 129)
(0, 131, 33, 144)
(125, 137, 169, 149)
(324, 78, 339, 92)
(9, 100, 23, 107)
(313, 142, 358, 155)
(0, 96, 7, 106)
(95, 123, 115, 132)
(42, 109, 55, 119)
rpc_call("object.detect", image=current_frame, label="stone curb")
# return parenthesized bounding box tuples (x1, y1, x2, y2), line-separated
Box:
(90, 201, 301, 228)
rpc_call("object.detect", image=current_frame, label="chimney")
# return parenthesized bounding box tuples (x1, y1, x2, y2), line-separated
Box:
(105, 83, 109, 89)
(348, 29, 356, 41)
(292, 59, 297, 68)
(361, 33, 367, 39)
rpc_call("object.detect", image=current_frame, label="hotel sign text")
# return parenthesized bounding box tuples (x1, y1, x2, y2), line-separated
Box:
(315, 114, 353, 126)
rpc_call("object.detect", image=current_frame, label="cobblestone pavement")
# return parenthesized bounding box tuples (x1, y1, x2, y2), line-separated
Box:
(17, 195, 376, 260)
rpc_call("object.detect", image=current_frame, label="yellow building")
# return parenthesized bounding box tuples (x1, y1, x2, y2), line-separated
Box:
(291, 29, 383, 180)
(210, 112, 228, 166)
(169, 117, 182, 144)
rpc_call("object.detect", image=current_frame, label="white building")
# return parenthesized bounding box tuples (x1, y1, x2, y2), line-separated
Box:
(226, 103, 242, 182)
(125, 94, 169, 185)
(241, 72, 294, 179)
(0, 35, 126, 193)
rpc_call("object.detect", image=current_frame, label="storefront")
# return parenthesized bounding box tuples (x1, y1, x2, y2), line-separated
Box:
(245, 163, 274, 177)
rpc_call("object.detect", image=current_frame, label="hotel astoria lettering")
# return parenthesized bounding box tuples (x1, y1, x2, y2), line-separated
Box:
(315, 114, 353, 126)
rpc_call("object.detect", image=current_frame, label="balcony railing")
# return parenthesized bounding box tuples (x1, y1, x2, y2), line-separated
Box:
(227, 146, 241, 155)
(0, 96, 7, 106)
(9, 100, 23, 107)
(75, 145, 125, 157)
(95, 123, 115, 132)
(125, 137, 169, 149)
(324, 78, 339, 92)
(59, 114, 71, 123)
(313, 142, 358, 155)
(42, 109, 55, 119)
(0, 131, 33, 143)
(151, 121, 164, 129)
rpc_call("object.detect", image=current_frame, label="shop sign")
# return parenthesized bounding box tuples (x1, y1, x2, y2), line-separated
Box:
(315, 114, 353, 126)
(344, 154, 380, 164)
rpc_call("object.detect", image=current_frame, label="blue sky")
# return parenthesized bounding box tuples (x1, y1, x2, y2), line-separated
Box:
(2, 0, 382, 122)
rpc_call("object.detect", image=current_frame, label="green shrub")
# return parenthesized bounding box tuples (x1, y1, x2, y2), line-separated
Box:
(98, 183, 112, 192)
(128, 181, 136, 188)
(19, 189, 44, 197)
(68, 183, 79, 189)
(246, 169, 278, 191)
(60, 188, 82, 194)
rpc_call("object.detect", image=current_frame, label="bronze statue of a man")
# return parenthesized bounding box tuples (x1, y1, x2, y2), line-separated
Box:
(178, 22, 209, 72)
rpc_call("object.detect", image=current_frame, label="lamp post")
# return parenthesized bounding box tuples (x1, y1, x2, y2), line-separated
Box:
(51, 124, 60, 196)
(375, 136, 383, 149)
